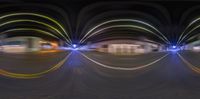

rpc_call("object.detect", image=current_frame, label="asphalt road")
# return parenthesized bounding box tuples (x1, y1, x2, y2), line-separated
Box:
(0, 50, 69, 74)
(0, 51, 200, 99)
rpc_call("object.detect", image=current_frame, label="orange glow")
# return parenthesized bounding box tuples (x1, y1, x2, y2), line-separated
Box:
(50, 42, 58, 49)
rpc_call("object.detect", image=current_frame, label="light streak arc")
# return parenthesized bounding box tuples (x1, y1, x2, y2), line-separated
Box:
(0, 19, 70, 43)
(178, 17, 200, 44)
(0, 12, 72, 44)
(80, 19, 170, 44)
(0, 52, 72, 79)
(178, 24, 200, 44)
(0, 28, 72, 45)
(0, 28, 60, 40)
(178, 53, 200, 74)
(80, 52, 169, 71)
(80, 25, 169, 44)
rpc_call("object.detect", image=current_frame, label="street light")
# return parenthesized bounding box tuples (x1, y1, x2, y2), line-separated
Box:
(73, 44, 77, 48)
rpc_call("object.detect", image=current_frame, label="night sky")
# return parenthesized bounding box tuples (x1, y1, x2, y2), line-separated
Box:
(0, 0, 200, 46)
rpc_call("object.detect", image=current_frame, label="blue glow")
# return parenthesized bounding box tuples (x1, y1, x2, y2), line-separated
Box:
(171, 49, 179, 52)
(66, 51, 82, 67)
(69, 44, 79, 50)
(169, 45, 179, 52)
(73, 44, 77, 48)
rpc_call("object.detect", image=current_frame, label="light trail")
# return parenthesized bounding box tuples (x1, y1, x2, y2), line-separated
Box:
(79, 19, 170, 44)
(80, 25, 169, 44)
(0, 12, 72, 44)
(0, 28, 71, 47)
(182, 33, 200, 43)
(0, 19, 70, 44)
(0, 28, 60, 40)
(0, 52, 72, 79)
(80, 52, 169, 71)
(178, 24, 200, 44)
(0, 12, 74, 79)
(87, 36, 164, 45)
(177, 53, 200, 74)
(178, 17, 200, 44)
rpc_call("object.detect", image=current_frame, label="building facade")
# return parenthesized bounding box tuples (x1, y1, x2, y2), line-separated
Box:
(86, 39, 164, 55)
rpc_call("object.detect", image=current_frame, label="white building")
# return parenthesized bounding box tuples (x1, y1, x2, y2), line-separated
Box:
(86, 39, 163, 55)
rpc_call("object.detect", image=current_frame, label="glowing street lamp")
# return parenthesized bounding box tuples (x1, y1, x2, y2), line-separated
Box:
(72, 44, 77, 48)
(172, 45, 176, 49)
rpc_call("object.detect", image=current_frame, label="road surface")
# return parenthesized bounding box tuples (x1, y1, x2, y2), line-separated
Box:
(0, 51, 200, 99)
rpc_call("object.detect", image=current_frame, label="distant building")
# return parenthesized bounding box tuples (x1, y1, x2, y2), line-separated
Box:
(183, 40, 200, 52)
(86, 39, 164, 55)
(0, 36, 59, 53)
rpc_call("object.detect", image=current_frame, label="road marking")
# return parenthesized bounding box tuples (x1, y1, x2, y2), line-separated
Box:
(80, 52, 169, 71)
(177, 53, 200, 74)
(0, 52, 72, 79)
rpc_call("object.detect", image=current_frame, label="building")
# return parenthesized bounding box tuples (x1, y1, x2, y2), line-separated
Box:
(183, 40, 200, 52)
(86, 39, 164, 55)
(0, 36, 59, 53)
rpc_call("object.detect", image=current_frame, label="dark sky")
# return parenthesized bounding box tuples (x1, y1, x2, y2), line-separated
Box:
(1, 0, 200, 44)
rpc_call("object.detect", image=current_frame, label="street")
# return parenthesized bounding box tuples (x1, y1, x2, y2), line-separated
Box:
(0, 51, 200, 99)
(0, 1, 200, 99)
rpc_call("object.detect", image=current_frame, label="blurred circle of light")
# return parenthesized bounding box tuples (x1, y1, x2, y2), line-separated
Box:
(169, 45, 179, 52)
(73, 44, 77, 48)
(71, 44, 78, 50)
(172, 45, 176, 49)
